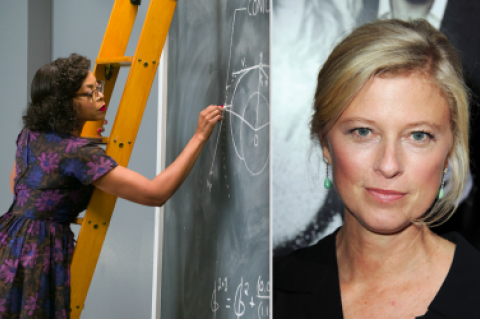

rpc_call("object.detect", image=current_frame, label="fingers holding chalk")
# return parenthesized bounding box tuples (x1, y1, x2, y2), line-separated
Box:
(195, 105, 224, 142)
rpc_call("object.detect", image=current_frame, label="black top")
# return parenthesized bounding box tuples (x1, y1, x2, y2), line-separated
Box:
(274, 229, 480, 319)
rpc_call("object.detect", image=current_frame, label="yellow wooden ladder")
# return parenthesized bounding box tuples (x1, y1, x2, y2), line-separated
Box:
(69, 0, 176, 317)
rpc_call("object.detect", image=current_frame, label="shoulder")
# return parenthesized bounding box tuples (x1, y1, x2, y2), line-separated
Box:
(428, 232, 480, 318)
(274, 229, 337, 293)
(57, 134, 117, 168)
(57, 134, 92, 154)
(16, 128, 41, 144)
(273, 229, 343, 319)
(17, 129, 85, 151)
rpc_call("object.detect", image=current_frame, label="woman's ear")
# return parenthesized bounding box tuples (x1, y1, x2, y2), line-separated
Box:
(321, 135, 332, 164)
(72, 100, 81, 114)
(444, 157, 450, 171)
(445, 139, 454, 170)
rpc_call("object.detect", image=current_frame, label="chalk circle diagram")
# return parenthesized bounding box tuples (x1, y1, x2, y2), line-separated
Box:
(207, 7, 269, 192)
(229, 55, 269, 176)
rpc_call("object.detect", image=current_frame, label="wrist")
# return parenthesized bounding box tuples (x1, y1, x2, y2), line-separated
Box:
(192, 132, 208, 145)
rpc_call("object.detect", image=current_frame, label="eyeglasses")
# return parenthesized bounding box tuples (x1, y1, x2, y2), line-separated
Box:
(75, 81, 105, 102)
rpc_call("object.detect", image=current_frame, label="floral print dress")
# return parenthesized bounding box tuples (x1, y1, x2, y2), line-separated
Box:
(0, 129, 118, 318)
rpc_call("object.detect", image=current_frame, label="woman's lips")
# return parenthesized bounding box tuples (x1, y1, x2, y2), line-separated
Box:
(99, 105, 106, 112)
(366, 188, 407, 203)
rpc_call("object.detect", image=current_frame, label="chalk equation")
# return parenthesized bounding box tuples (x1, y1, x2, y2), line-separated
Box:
(207, 5, 270, 195)
(211, 276, 270, 318)
(248, 0, 269, 16)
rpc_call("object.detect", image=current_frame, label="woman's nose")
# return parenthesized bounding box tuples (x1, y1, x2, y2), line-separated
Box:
(95, 91, 104, 102)
(374, 140, 403, 178)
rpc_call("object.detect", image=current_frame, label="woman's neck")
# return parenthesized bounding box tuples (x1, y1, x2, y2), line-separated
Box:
(71, 121, 85, 137)
(336, 213, 441, 285)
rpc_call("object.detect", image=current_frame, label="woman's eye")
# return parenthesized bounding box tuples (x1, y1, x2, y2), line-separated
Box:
(354, 128, 371, 137)
(411, 131, 432, 141)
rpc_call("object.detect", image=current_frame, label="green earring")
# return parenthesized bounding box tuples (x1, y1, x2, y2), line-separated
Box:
(438, 168, 448, 199)
(323, 157, 331, 189)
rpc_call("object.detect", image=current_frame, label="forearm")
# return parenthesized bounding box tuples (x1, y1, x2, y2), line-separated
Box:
(152, 134, 206, 201)
(94, 135, 210, 206)
(92, 105, 223, 206)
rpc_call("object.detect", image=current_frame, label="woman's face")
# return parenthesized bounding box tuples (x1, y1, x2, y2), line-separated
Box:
(323, 73, 453, 234)
(74, 71, 106, 124)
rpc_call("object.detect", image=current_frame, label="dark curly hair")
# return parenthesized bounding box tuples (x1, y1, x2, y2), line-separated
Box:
(23, 53, 91, 134)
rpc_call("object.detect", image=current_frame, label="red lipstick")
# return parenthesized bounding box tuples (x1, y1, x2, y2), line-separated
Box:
(99, 105, 106, 112)
(366, 188, 406, 203)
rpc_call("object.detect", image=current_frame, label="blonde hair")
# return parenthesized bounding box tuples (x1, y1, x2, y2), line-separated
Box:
(310, 19, 470, 225)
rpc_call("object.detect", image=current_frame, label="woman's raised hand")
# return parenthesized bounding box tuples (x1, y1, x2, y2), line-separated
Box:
(93, 105, 224, 207)
(195, 105, 223, 142)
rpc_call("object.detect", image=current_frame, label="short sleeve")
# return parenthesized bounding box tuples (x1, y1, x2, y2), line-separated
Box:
(15, 129, 24, 146)
(14, 129, 26, 178)
(15, 129, 25, 161)
(15, 129, 40, 177)
(63, 140, 119, 186)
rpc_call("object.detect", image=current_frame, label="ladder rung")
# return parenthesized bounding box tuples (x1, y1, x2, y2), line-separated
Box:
(96, 56, 133, 66)
(72, 0, 176, 316)
(73, 217, 84, 225)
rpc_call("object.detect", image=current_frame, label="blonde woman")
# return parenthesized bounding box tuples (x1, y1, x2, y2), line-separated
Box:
(274, 19, 480, 318)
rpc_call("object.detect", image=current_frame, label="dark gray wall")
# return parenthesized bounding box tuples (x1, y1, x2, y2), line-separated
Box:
(0, 3, 29, 210)
(27, 0, 52, 102)
(51, 1, 158, 318)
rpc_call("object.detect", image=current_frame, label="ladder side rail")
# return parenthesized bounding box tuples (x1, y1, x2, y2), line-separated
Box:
(105, 0, 177, 165)
(81, 0, 139, 139)
(70, 1, 177, 317)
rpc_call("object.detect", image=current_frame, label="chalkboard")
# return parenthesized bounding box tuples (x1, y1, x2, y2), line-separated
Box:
(161, 1, 270, 319)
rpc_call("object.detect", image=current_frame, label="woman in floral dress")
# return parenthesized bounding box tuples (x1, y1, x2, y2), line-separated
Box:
(0, 54, 223, 318)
